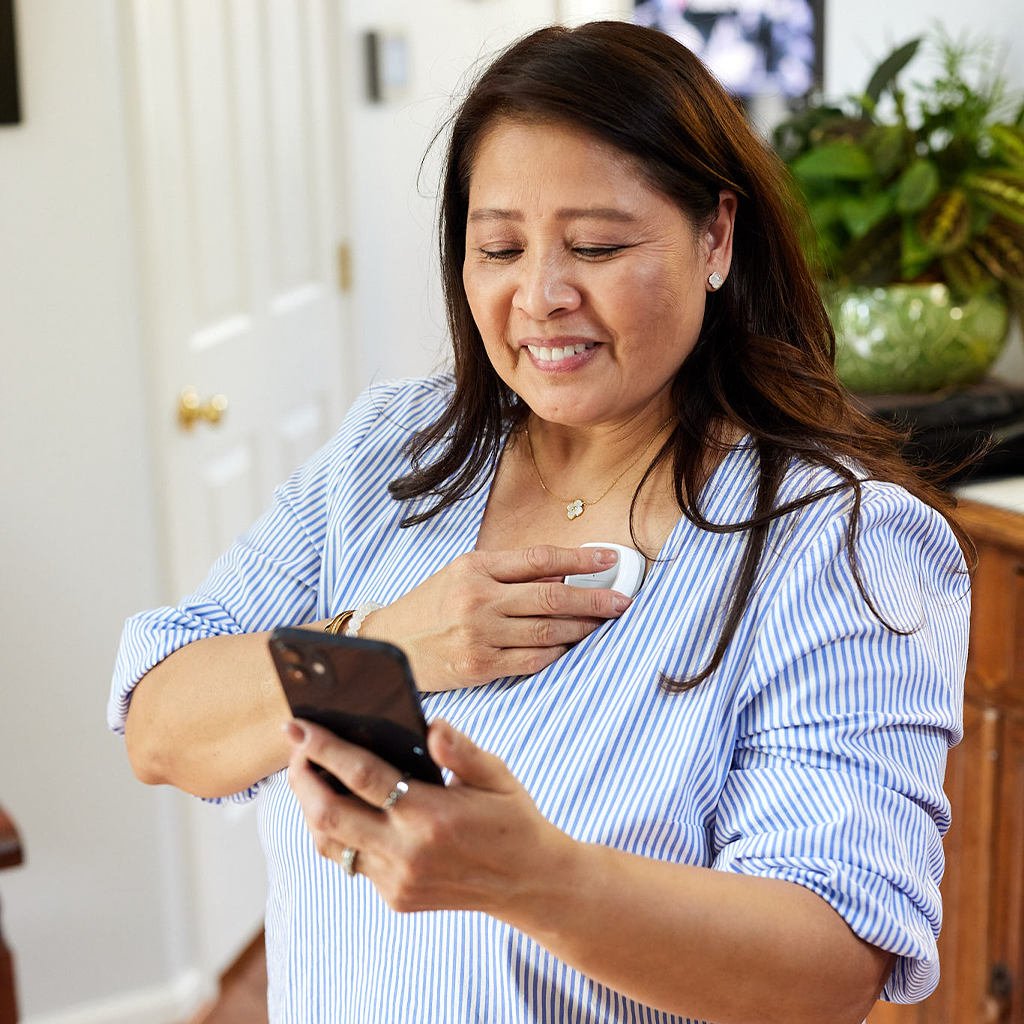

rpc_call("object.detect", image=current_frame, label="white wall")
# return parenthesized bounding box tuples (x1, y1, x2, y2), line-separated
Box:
(1, 0, 1022, 1022)
(824, 0, 1024, 98)
(342, 0, 558, 385)
(0, 0, 182, 1019)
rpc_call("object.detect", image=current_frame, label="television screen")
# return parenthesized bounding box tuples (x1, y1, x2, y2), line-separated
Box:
(634, 0, 822, 100)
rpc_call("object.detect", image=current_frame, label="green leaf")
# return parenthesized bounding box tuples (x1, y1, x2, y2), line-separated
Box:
(837, 216, 902, 285)
(864, 38, 922, 104)
(901, 218, 935, 279)
(941, 248, 997, 296)
(772, 106, 847, 163)
(966, 170, 1024, 226)
(918, 190, 971, 253)
(841, 193, 894, 237)
(970, 204, 996, 234)
(990, 124, 1024, 169)
(977, 217, 1024, 286)
(791, 141, 874, 180)
(808, 196, 846, 231)
(970, 236, 1010, 282)
(895, 159, 941, 213)
(863, 124, 908, 177)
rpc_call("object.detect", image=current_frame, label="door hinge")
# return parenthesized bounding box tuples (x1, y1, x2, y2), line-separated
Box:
(337, 242, 352, 293)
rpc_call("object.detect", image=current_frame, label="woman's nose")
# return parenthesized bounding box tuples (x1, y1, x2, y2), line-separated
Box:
(512, 255, 582, 319)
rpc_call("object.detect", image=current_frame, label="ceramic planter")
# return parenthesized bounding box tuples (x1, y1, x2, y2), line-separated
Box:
(828, 283, 1010, 394)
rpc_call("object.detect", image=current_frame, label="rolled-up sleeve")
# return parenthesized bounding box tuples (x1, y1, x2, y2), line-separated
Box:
(108, 488, 325, 802)
(108, 384, 389, 801)
(712, 485, 969, 1003)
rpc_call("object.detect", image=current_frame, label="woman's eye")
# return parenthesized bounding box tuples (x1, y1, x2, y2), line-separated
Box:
(479, 248, 521, 261)
(574, 246, 625, 258)
(476, 244, 626, 261)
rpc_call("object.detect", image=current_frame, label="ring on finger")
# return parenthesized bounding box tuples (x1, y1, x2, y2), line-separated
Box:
(382, 775, 410, 811)
(341, 846, 359, 877)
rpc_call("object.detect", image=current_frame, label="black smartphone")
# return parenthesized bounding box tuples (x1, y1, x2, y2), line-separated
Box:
(268, 627, 444, 795)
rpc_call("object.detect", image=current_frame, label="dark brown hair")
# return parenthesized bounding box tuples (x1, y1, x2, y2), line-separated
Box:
(389, 20, 973, 691)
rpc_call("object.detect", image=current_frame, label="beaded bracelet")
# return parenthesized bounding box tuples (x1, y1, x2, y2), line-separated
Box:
(345, 601, 385, 638)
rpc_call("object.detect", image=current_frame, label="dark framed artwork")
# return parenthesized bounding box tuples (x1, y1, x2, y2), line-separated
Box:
(634, 0, 824, 114)
(1, 0, 21, 125)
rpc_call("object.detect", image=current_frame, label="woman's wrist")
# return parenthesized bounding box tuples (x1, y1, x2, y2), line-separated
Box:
(353, 604, 395, 646)
(355, 604, 445, 692)
(493, 824, 588, 940)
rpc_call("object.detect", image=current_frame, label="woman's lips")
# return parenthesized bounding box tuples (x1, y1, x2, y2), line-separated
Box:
(521, 340, 599, 371)
(524, 341, 595, 362)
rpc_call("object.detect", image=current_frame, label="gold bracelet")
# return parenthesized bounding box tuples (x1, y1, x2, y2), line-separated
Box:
(325, 609, 355, 635)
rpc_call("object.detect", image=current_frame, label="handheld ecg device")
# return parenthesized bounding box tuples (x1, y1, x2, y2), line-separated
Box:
(563, 542, 646, 599)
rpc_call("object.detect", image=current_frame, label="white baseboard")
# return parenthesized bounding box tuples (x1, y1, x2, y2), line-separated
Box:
(20, 968, 216, 1024)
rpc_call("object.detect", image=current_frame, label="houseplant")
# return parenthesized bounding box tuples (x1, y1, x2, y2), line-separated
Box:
(775, 32, 1024, 393)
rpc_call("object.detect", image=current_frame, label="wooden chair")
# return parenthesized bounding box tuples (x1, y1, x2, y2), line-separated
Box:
(0, 803, 22, 1024)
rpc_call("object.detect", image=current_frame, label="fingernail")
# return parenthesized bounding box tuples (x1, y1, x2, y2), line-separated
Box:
(433, 719, 460, 755)
(282, 720, 307, 746)
(613, 594, 631, 613)
(594, 548, 618, 566)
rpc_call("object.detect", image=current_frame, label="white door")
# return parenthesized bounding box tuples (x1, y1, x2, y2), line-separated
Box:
(122, 0, 352, 981)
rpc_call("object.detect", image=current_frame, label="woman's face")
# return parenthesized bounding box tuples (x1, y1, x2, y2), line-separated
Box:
(462, 119, 734, 431)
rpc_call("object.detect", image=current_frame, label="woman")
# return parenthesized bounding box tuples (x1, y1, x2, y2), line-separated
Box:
(111, 21, 970, 1024)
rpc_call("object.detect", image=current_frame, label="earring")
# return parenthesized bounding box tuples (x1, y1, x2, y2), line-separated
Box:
(708, 272, 724, 291)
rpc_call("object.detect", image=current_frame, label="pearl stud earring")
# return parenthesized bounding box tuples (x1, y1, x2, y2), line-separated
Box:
(708, 272, 724, 291)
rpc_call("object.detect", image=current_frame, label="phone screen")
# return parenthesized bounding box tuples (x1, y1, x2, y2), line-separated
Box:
(269, 627, 444, 792)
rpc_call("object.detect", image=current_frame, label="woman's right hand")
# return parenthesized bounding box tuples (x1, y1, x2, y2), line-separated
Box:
(359, 546, 631, 691)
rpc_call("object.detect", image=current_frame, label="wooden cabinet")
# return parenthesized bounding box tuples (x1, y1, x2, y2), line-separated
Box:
(868, 499, 1024, 1024)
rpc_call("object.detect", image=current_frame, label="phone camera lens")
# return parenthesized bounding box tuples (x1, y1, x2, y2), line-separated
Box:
(311, 659, 327, 675)
(286, 665, 309, 685)
(277, 644, 304, 665)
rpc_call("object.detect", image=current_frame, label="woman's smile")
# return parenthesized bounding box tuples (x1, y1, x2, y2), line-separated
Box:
(520, 339, 599, 371)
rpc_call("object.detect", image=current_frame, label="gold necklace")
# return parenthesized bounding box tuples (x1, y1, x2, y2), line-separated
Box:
(524, 417, 675, 521)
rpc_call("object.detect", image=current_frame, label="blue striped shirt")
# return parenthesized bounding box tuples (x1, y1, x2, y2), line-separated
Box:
(110, 375, 969, 1023)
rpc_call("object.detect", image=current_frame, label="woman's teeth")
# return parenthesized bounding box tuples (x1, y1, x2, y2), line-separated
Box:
(526, 342, 595, 362)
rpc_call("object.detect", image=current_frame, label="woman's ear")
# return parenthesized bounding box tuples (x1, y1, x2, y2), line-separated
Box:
(704, 189, 737, 289)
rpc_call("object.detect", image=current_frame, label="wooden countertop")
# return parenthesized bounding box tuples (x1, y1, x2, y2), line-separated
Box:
(955, 475, 1024, 516)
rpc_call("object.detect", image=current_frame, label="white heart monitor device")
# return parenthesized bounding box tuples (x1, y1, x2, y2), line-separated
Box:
(563, 542, 646, 599)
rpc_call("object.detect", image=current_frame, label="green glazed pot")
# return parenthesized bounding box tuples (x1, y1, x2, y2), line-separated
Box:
(828, 283, 1010, 394)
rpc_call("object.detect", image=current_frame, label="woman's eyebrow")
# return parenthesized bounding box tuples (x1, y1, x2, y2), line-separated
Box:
(467, 206, 639, 223)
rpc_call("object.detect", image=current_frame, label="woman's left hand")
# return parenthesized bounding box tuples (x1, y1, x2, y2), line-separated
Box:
(283, 718, 573, 919)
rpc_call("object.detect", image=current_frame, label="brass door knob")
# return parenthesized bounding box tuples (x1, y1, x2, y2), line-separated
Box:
(178, 387, 228, 430)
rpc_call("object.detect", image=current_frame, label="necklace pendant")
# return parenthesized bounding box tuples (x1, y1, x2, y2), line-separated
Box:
(566, 499, 584, 520)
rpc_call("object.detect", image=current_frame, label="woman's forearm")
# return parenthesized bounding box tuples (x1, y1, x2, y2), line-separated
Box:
(124, 626, 318, 798)
(505, 838, 895, 1024)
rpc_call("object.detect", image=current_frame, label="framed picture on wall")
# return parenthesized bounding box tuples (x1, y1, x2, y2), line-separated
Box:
(634, 0, 823, 125)
(1, 0, 21, 125)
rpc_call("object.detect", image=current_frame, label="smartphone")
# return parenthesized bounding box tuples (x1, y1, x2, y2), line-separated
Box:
(268, 627, 444, 795)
